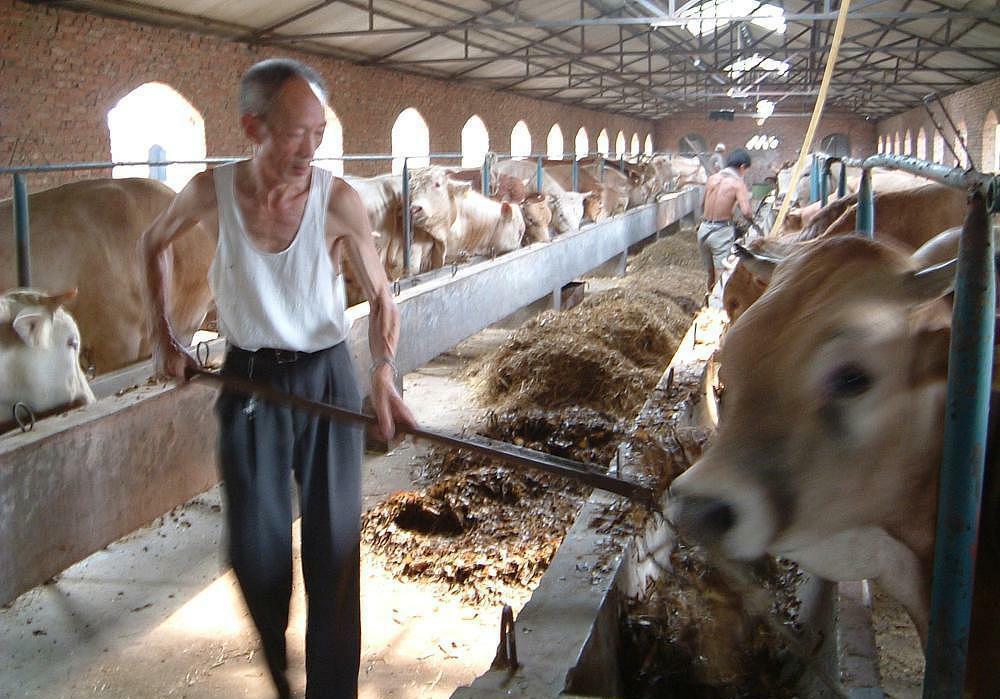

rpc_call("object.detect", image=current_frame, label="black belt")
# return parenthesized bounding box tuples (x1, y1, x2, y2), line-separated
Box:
(702, 218, 731, 224)
(228, 346, 308, 365)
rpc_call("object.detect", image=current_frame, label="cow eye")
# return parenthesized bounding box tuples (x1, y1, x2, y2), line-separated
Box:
(67, 336, 79, 350)
(828, 363, 872, 398)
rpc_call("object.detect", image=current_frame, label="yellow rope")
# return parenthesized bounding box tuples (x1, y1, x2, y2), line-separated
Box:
(767, 0, 853, 237)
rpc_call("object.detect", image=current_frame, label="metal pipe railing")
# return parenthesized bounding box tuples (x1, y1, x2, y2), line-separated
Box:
(12, 174, 30, 287)
(925, 188, 995, 699)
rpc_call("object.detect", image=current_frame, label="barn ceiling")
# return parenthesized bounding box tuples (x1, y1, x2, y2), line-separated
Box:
(30, 0, 1000, 119)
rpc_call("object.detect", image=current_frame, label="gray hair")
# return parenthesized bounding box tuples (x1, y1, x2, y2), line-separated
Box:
(239, 59, 327, 118)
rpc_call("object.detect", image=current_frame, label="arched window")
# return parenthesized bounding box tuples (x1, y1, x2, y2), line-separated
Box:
(954, 122, 968, 167)
(679, 133, 706, 156)
(391, 107, 429, 174)
(547, 124, 564, 160)
(903, 129, 912, 156)
(461, 115, 489, 167)
(630, 133, 640, 158)
(615, 131, 626, 158)
(933, 130, 945, 163)
(894, 132, 901, 154)
(877, 135, 884, 154)
(107, 82, 206, 191)
(820, 133, 850, 157)
(597, 129, 610, 156)
(511, 120, 532, 158)
(644, 134, 653, 154)
(986, 110, 1000, 171)
(313, 105, 344, 176)
(575, 127, 589, 160)
(916, 128, 927, 161)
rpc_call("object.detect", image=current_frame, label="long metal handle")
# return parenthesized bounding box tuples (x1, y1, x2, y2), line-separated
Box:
(185, 367, 656, 506)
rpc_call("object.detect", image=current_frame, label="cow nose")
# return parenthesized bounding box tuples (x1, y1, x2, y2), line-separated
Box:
(674, 495, 736, 545)
(410, 205, 423, 217)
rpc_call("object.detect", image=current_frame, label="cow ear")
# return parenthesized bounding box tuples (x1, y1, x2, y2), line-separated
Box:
(733, 243, 779, 283)
(903, 258, 957, 302)
(41, 288, 77, 311)
(910, 327, 951, 385)
(12, 310, 51, 348)
(448, 179, 473, 194)
(500, 201, 512, 217)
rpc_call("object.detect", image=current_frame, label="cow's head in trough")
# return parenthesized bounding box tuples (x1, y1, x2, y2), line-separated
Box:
(670, 236, 961, 631)
(549, 191, 591, 235)
(1, 288, 95, 434)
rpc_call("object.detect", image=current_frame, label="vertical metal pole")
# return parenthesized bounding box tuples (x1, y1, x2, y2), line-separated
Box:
(551, 287, 561, 312)
(13, 173, 31, 287)
(857, 168, 874, 238)
(923, 190, 995, 699)
(536, 156, 543, 191)
(481, 153, 490, 196)
(837, 161, 848, 198)
(402, 158, 412, 277)
(599, 157, 606, 183)
(572, 158, 579, 192)
(809, 154, 821, 203)
(820, 157, 830, 206)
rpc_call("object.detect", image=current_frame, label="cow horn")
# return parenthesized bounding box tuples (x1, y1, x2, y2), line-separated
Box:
(904, 257, 957, 301)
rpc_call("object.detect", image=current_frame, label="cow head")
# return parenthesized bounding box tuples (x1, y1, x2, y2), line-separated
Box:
(1, 288, 95, 433)
(671, 236, 955, 567)
(409, 166, 471, 242)
(521, 193, 553, 244)
(549, 191, 590, 235)
(582, 191, 605, 223)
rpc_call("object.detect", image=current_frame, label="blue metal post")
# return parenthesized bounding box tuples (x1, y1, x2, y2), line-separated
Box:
(536, 156, 543, 191)
(809, 154, 822, 203)
(13, 173, 31, 287)
(857, 169, 874, 238)
(599, 157, 606, 183)
(837, 161, 848, 198)
(572, 158, 579, 193)
(923, 189, 995, 698)
(820, 157, 830, 206)
(402, 158, 411, 277)
(481, 154, 490, 196)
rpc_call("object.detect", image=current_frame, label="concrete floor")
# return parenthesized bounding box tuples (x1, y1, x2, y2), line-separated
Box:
(0, 322, 538, 699)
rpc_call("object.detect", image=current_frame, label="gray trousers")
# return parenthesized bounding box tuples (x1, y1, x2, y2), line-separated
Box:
(216, 342, 363, 699)
(697, 220, 736, 280)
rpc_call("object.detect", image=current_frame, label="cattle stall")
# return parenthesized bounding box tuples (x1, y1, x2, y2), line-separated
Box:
(0, 188, 699, 607)
(450, 309, 881, 699)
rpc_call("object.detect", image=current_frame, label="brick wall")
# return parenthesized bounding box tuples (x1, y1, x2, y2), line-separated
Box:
(654, 111, 877, 184)
(0, 0, 655, 197)
(875, 77, 1000, 172)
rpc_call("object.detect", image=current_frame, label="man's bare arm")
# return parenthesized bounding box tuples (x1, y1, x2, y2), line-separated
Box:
(328, 177, 416, 438)
(139, 170, 216, 378)
(736, 179, 754, 219)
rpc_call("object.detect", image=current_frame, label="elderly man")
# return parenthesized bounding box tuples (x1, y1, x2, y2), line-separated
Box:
(697, 148, 754, 300)
(141, 59, 415, 699)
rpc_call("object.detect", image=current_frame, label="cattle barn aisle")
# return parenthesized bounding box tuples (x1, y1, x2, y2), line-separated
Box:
(0, 330, 522, 699)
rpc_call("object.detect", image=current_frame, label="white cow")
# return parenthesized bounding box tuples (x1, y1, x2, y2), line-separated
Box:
(1, 289, 94, 434)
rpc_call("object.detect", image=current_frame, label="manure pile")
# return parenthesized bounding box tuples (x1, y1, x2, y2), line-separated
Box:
(361, 231, 705, 603)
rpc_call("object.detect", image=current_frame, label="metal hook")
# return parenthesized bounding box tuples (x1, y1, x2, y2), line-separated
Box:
(452, 259, 459, 277)
(497, 604, 519, 672)
(13, 402, 35, 433)
(392, 279, 401, 297)
(196, 340, 212, 368)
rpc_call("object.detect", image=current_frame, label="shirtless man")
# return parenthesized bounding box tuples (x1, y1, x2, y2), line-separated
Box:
(141, 59, 415, 699)
(697, 147, 754, 294)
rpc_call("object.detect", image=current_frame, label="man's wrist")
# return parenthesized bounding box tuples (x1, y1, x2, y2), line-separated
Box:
(370, 356, 399, 381)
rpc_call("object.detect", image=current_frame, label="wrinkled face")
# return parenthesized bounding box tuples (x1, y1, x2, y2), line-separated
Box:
(670, 240, 951, 561)
(248, 77, 327, 182)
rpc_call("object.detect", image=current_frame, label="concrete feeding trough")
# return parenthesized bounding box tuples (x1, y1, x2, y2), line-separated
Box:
(454, 309, 886, 699)
(0, 191, 700, 607)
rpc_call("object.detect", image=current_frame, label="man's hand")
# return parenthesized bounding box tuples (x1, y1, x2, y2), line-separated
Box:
(370, 363, 417, 441)
(153, 336, 198, 382)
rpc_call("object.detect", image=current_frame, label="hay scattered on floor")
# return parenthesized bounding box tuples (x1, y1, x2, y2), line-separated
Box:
(628, 231, 705, 272)
(364, 231, 705, 604)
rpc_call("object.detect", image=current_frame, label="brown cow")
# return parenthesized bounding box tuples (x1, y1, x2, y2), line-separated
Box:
(671, 234, 999, 697)
(521, 193, 553, 244)
(0, 178, 214, 374)
(724, 183, 969, 322)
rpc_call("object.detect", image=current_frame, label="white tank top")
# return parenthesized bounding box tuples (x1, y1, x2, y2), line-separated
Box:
(209, 162, 348, 352)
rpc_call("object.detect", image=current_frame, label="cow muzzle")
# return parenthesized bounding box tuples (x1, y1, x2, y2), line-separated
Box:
(670, 494, 737, 547)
